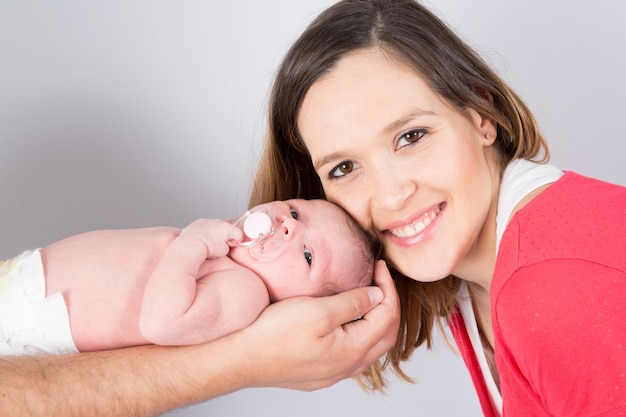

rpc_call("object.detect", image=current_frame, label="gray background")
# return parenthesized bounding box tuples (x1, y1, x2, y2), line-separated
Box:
(1, 1, 624, 416)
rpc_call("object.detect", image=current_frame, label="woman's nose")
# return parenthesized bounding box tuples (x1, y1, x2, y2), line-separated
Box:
(371, 167, 417, 211)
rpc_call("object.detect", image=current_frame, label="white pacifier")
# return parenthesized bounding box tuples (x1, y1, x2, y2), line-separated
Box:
(242, 211, 272, 241)
(230, 206, 286, 261)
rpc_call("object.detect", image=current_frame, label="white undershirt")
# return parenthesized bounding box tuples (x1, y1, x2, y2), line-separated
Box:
(458, 159, 563, 415)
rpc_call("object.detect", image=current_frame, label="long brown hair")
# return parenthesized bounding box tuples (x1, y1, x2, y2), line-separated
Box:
(250, 0, 549, 390)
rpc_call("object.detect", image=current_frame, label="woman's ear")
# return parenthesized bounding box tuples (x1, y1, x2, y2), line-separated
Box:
(471, 88, 497, 145)
(468, 107, 497, 145)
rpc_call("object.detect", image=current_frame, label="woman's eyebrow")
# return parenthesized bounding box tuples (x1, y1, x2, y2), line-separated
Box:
(382, 110, 436, 135)
(313, 152, 346, 171)
(312, 110, 436, 170)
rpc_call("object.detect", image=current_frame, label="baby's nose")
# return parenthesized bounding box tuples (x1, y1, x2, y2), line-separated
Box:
(279, 216, 300, 240)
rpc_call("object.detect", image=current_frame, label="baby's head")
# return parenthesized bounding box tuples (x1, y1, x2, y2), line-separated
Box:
(229, 199, 378, 302)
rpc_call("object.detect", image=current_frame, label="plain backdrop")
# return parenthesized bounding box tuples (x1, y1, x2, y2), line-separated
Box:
(1, 1, 624, 416)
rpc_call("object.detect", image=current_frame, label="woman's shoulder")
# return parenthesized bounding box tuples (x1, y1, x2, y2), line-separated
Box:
(514, 170, 626, 236)
(545, 170, 625, 200)
(493, 171, 626, 293)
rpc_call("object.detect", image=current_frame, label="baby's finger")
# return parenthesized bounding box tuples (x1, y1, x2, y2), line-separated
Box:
(226, 227, 245, 246)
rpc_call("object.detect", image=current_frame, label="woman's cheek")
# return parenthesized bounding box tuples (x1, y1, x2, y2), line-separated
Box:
(338, 197, 373, 230)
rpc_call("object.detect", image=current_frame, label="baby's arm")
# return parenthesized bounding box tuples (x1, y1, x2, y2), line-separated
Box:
(140, 219, 270, 345)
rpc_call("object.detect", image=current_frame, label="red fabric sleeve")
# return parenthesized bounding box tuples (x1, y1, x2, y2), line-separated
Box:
(494, 259, 626, 416)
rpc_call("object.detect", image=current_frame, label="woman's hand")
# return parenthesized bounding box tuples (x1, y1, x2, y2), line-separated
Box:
(232, 260, 400, 391)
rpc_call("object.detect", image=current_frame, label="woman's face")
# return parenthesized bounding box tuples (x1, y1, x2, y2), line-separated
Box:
(297, 48, 499, 282)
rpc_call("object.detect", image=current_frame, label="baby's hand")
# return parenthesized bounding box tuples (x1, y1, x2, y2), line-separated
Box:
(179, 219, 244, 259)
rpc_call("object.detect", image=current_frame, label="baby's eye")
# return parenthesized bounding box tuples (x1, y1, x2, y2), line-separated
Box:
(396, 128, 427, 150)
(329, 160, 356, 179)
(304, 247, 313, 266)
(290, 208, 299, 220)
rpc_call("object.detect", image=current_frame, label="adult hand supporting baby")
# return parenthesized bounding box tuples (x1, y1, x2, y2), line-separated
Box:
(0, 261, 397, 417)
(232, 260, 400, 391)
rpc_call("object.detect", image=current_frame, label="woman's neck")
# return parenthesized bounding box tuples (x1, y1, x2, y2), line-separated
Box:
(453, 155, 501, 292)
(468, 281, 495, 347)
(461, 159, 561, 348)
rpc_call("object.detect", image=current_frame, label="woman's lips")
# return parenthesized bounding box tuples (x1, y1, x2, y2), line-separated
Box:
(387, 202, 445, 238)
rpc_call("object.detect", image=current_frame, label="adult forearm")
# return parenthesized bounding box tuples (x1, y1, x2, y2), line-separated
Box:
(0, 342, 243, 417)
(0, 263, 398, 416)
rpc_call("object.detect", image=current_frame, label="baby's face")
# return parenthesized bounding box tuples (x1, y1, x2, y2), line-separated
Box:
(228, 199, 353, 301)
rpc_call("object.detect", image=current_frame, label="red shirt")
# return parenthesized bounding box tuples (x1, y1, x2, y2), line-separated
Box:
(453, 172, 626, 416)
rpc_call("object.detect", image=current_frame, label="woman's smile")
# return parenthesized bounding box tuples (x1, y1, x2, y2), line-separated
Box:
(386, 202, 445, 239)
(299, 48, 500, 283)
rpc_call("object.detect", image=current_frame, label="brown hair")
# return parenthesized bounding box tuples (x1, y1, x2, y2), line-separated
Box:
(250, 0, 549, 390)
(334, 208, 381, 292)
(315, 201, 381, 296)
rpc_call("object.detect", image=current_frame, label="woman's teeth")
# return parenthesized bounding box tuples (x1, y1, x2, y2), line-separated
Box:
(390, 206, 441, 238)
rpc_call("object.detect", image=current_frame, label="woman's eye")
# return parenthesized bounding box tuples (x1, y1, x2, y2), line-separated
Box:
(396, 129, 426, 149)
(329, 160, 355, 179)
(304, 247, 313, 266)
(290, 208, 299, 220)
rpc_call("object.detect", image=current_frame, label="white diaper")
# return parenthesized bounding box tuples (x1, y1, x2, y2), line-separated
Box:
(0, 249, 78, 356)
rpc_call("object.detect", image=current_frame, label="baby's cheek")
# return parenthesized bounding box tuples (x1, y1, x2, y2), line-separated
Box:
(227, 246, 246, 263)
